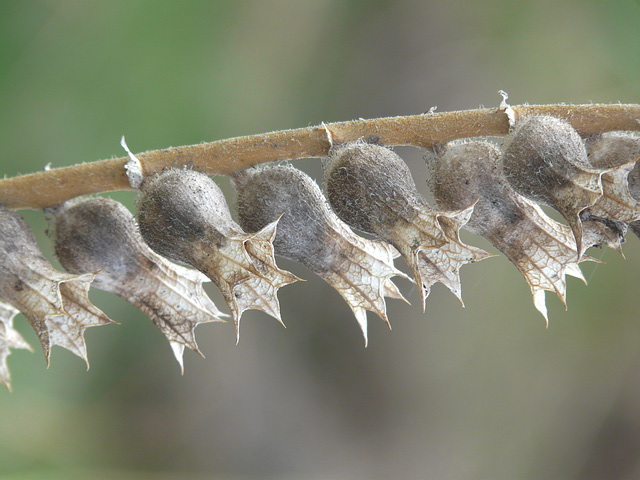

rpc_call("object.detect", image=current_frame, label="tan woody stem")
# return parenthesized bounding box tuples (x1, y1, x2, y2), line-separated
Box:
(1, 104, 638, 210)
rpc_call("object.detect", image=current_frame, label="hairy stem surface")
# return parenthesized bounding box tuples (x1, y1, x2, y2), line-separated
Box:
(1, 104, 639, 210)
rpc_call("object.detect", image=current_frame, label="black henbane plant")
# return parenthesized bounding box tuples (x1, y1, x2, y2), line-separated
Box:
(1, 99, 640, 390)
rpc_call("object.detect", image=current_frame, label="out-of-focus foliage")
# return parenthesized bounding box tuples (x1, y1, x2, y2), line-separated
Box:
(1, 1, 640, 479)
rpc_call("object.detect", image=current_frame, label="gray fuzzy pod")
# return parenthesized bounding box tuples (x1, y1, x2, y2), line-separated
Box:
(49, 197, 150, 292)
(137, 169, 237, 264)
(323, 142, 424, 237)
(431, 141, 522, 236)
(501, 115, 590, 203)
(586, 132, 640, 170)
(0, 206, 45, 267)
(234, 165, 339, 272)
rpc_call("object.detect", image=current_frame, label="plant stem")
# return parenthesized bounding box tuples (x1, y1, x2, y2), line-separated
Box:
(1, 103, 639, 210)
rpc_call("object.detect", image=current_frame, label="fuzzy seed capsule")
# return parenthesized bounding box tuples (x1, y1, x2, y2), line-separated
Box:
(233, 165, 408, 344)
(47, 196, 226, 372)
(432, 140, 590, 323)
(585, 132, 640, 170)
(324, 141, 491, 310)
(584, 132, 640, 249)
(0, 205, 112, 366)
(501, 115, 603, 256)
(137, 169, 299, 341)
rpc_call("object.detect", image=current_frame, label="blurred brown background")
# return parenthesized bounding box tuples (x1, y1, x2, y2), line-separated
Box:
(1, 1, 640, 479)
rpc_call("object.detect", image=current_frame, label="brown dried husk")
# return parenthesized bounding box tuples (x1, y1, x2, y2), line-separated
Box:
(234, 165, 409, 345)
(432, 140, 591, 323)
(324, 141, 492, 310)
(501, 115, 604, 256)
(49, 197, 227, 372)
(0, 206, 113, 366)
(583, 132, 640, 252)
(0, 300, 32, 391)
(137, 169, 299, 341)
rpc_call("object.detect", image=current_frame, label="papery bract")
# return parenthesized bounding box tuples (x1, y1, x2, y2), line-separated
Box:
(324, 141, 491, 310)
(49, 196, 226, 372)
(0, 206, 112, 366)
(432, 140, 590, 323)
(234, 165, 408, 345)
(0, 300, 32, 391)
(583, 132, 640, 252)
(501, 115, 603, 256)
(137, 169, 299, 341)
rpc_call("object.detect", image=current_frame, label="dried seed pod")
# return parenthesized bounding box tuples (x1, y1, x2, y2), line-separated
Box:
(582, 132, 640, 250)
(432, 140, 591, 323)
(501, 115, 603, 256)
(324, 141, 491, 310)
(585, 132, 640, 170)
(628, 159, 640, 239)
(0, 205, 112, 366)
(233, 165, 408, 345)
(0, 300, 32, 391)
(629, 154, 640, 199)
(137, 169, 299, 341)
(579, 163, 640, 255)
(47, 197, 226, 372)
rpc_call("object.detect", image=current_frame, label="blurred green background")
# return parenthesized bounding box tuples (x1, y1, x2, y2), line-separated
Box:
(1, 1, 640, 479)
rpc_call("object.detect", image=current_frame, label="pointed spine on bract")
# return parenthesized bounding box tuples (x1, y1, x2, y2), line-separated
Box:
(582, 132, 640, 252)
(323, 141, 491, 311)
(136, 169, 299, 342)
(431, 140, 592, 324)
(0, 300, 32, 391)
(0, 205, 113, 367)
(47, 196, 226, 373)
(233, 164, 408, 345)
(501, 115, 607, 257)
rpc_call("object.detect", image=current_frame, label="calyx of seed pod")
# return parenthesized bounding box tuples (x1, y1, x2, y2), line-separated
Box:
(501, 115, 604, 256)
(432, 140, 591, 323)
(0, 300, 32, 391)
(581, 132, 640, 253)
(0, 205, 113, 366)
(233, 165, 408, 345)
(48, 196, 226, 372)
(136, 169, 299, 341)
(323, 141, 491, 310)
(628, 155, 640, 239)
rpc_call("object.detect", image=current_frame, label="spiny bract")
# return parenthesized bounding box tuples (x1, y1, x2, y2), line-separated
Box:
(234, 164, 408, 345)
(48, 196, 226, 372)
(432, 140, 591, 323)
(136, 168, 299, 342)
(3, 106, 640, 390)
(324, 141, 492, 310)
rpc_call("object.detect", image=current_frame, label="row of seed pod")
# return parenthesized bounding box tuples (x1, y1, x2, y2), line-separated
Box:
(1, 114, 639, 390)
